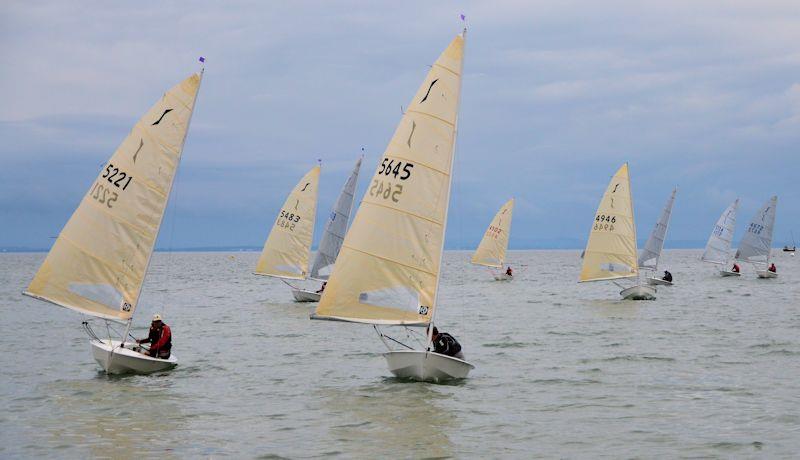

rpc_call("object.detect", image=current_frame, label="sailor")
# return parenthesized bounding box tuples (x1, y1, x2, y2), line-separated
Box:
(430, 326, 465, 360)
(137, 314, 172, 359)
(505, 266, 513, 276)
(662, 270, 673, 282)
(768, 263, 777, 273)
(732, 263, 740, 273)
(316, 281, 327, 294)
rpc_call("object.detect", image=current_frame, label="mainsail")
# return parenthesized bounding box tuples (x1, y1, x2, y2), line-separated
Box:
(701, 198, 739, 265)
(312, 31, 465, 325)
(255, 165, 321, 280)
(471, 198, 514, 268)
(638, 188, 677, 270)
(309, 157, 362, 280)
(735, 196, 778, 266)
(579, 163, 639, 282)
(24, 73, 203, 321)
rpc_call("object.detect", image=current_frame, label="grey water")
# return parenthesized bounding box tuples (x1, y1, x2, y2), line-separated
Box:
(1, 250, 799, 458)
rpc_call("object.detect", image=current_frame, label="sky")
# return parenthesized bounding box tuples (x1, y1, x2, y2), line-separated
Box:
(1, 0, 799, 250)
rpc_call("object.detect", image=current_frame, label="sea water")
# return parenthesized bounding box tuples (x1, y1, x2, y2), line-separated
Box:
(1, 250, 798, 457)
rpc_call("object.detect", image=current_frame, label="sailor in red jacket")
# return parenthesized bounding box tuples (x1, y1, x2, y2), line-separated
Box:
(137, 314, 172, 359)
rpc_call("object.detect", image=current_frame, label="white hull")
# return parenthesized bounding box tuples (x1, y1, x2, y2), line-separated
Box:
(719, 270, 741, 277)
(619, 284, 657, 301)
(756, 270, 778, 279)
(493, 273, 513, 281)
(90, 339, 177, 375)
(291, 288, 321, 302)
(647, 276, 673, 286)
(383, 350, 474, 382)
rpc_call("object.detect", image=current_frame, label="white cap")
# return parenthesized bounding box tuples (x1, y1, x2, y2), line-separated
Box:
(152, 314, 162, 322)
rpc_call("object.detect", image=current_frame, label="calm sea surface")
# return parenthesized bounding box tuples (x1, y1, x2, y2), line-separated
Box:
(1, 250, 799, 458)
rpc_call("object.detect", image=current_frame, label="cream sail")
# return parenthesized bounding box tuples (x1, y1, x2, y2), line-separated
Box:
(309, 157, 362, 280)
(313, 32, 465, 326)
(25, 73, 202, 321)
(579, 163, 639, 283)
(471, 198, 514, 268)
(255, 165, 320, 280)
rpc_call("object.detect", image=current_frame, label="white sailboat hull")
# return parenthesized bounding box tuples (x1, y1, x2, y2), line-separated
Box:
(620, 284, 657, 301)
(647, 276, 673, 286)
(90, 339, 177, 375)
(756, 270, 778, 279)
(719, 270, 741, 277)
(493, 273, 513, 281)
(383, 350, 474, 382)
(291, 289, 321, 302)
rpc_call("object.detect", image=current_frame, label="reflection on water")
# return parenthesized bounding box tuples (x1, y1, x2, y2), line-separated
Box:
(39, 376, 184, 458)
(316, 382, 457, 458)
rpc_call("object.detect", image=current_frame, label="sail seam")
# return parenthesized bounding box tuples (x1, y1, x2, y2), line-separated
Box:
(342, 244, 437, 277)
(362, 200, 443, 227)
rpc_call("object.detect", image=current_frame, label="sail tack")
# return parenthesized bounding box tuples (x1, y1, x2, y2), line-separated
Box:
(701, 199, 739, 265)
(579, 164, 639, 282)
(255, 166, 320, 280)
(25, 73, 202, 321)
(638, 188, 676, 270)
(309, 158, 362, 280)
(471, 198, 514, 268)
(313, 32, 465, 325)
(735, 196, 777, 266)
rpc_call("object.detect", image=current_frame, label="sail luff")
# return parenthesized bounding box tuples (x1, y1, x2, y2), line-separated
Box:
(471, 198, 514, 268)
(638, 187, 676, 270)
(309, 157, 362, 280)
(255, 165, 321, 280)
(24, 73, 203, 320)
(735, 196, 777, 266)
(701, 198, 738, 265)
(313, 31, 465, 325)
(579, 163, 639, 282)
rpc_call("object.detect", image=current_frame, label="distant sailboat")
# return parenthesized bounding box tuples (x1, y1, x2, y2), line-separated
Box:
(735, 196, 778, 278)
(471, 198, 514, 280)
(292, 157, 363, 302)
(579, 163, 655, 300)
(312, 30, 473, 382)
(254, 165, 321, 283)
(24, 70, 204, 374)
(783, 231, 796, 254)
(701, 199, 740, 277)
(639, 188, 677, 286)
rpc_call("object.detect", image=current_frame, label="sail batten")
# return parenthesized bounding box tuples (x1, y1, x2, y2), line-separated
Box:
(25, 73, 202, 320)
(701, 199, 738, 265)
(579, 164, 639, 283)
(735, 196, 777, 266)
(638, 188, 676, 270)
(472, 198, 514, 268)
(313, 32, 465, 325)
(255, 166, 321, 280)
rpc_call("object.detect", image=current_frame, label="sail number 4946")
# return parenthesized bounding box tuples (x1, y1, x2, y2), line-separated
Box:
(594, 214, 616, 232)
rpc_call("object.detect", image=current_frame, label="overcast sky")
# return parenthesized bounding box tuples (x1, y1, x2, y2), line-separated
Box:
(1, 0, 798, 250)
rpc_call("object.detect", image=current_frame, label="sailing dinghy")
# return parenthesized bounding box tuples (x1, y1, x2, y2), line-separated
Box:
(254, 165, 321, 292)
(579, 164, 655, 300)
(701, 199, 740, 277)
(23, 70, 203, 374)
(312, 30, 473, 382)
(471, 198, 514, 280)
(782, 231, 795, 254)
(640, 188, 677, 286)
(735, 196, 778, 278)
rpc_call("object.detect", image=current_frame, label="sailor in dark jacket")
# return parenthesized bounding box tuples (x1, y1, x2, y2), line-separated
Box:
(430, 326, 465, 360)
(662, 270, 673, 282)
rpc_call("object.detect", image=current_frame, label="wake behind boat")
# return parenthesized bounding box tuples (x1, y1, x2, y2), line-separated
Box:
(23, 69, 204, 374)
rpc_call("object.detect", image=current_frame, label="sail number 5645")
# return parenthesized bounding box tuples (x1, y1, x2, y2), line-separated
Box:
(369, 180, 403, 203)
(378, 159, 414, 180)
